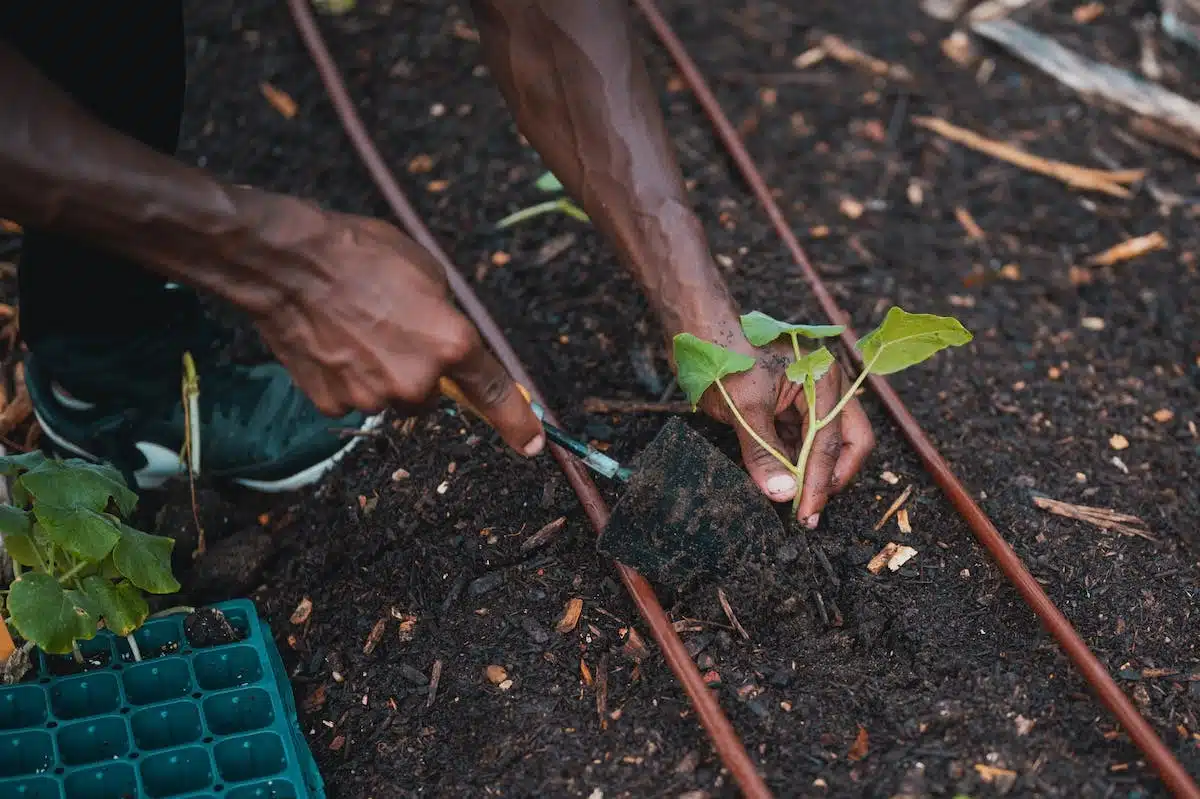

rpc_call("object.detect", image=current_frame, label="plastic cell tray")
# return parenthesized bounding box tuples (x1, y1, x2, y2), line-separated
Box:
(0, 599, 324, 799)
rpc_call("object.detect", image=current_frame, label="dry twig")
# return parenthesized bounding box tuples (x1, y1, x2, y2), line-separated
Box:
(913, 116, 1143, 197)
(1032, 494, 1155, 540)
(717, 587, 750, 641)
(819, 34, 914, 82)
(582, 397, 693, 414)
(1086, 232, 1167, 267)
(873, 484, 914, 531)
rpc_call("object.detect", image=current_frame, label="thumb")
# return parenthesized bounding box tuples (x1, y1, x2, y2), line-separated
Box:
(732, 404, 797, 503)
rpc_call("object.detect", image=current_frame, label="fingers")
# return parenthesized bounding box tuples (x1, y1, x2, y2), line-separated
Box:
(794, 371, 843, 526)
(445, 334, 545, 457)
(832, 394, 874, 491)
(734, 402, 798, 503)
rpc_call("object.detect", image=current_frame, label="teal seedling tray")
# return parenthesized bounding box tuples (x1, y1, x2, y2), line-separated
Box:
(0, 599, 324, 799)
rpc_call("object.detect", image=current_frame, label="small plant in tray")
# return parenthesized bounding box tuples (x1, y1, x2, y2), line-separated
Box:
(673, 307, 972, 516)
(0, 451, 180, 665)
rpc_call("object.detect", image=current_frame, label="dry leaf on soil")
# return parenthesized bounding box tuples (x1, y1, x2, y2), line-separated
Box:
(556, 597, 584, 633)
(847, 726, 870, 761)
(289, 597, 313, 625)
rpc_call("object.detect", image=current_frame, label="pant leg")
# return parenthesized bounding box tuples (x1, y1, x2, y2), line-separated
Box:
(1, 2, 201, 349)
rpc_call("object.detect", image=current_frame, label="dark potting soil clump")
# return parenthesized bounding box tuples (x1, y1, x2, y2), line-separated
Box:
(184, 607, 244, 648)
(597, 417, 789, 590)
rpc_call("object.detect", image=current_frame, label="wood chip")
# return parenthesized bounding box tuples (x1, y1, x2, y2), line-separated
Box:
(485, 664, 508, 685)
(896, 507, 913, 534)
(363, 618, 387, 655)
(622, 627, 649, 662)
(1152, 408, 1175, 423)
(1109, 433, 1130, 450)
(329, 734, 345, 751)
(913, 116, 1142, 197)
(954, 206, 985, 239)
(260, 82, 297, 119)
(580, 659, 593, 686)
(839, 198, 865, 219)
(555, 597, 584, 633)
(407, 154, 434, 174)
(290, 597, 313, 625)
(1086, 232, 1166, 266)
(974, 764, 1018, 785)
(867, 543, 901, 575)
(819, 34, 913, 82)
(847, 726, 870, 761)
(1081, 316, 1106, 331)
(391, 468, 410, 481)
(717, 588, 750, 641)
(595, 654, 609, 730)
(426, 659, 442, 708)
(490, 251, 511, 266)
(792, 47, 828, 69)
(392, 610, 418, 642)
(887, 545, 918, 571)
(522, 516, 567, 553)
(427, 179, 450, 193)
(1073, 3, 1105, 23)
(0, 219, 21, 234)
(873, 484, 914, 531)
(881, 471, 900, 485)
(1032, 494, 1154, 540)
(302, 684, 326, 713)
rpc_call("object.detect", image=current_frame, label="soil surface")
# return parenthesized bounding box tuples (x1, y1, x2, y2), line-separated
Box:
(9, 0, 1200, 796)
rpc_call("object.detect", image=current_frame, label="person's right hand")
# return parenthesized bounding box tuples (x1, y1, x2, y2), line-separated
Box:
(248, 203, 546, 458)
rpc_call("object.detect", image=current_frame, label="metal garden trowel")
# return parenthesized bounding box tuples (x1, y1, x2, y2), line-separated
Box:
(440, 379, 786, 587)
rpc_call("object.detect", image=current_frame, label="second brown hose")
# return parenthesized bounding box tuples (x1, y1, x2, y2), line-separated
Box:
(630, 0, 1200, 796)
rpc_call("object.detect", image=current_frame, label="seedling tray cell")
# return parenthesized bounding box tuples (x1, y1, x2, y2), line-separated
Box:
(0, 599, 323, 799)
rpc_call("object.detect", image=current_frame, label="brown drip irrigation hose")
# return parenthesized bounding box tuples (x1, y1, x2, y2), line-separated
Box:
(286, 2, 774, 796)
(629, 0, 1200, 795)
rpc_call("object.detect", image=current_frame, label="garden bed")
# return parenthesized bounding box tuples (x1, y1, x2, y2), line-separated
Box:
(64, 0, 1200, 795)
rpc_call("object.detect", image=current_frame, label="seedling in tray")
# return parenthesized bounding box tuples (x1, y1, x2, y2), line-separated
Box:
(673, 307, 972, 515)
(0, 451, 180, 664)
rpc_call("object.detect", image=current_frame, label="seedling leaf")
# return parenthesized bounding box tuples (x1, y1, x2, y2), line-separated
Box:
(33, 504, 122, 562)
(672, 334, 756, 408)
(18, 459, 137, 515)
(113, 525, 180, 594)
(855, 307, 972, 375)
(0, 504, 32, 539)
(8, 573, 99, 655)
(536, 171, 564, 192)
(740, 311, 845, 347)
(785, 346, 835, 385)
(81, 576, 149, 637)
(0, 450, 47, 477)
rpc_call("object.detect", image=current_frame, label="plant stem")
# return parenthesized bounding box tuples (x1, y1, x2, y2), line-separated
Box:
(71, 641, 83, 664)
(714, 380, 797, 475)
(816, 357, 875, 429)
(495, 199, 572, 229)
(147, 605, 196, 620)
(57, 560, 91, 585)
(126, 635, 143, 663)
(791, 376, 820, 514)
(790, 333, 802, 362)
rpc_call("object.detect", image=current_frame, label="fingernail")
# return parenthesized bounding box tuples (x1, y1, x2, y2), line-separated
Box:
(522, 433, 546, 457)
(805, 513, 820, 529)
(766, 475, 796, 496)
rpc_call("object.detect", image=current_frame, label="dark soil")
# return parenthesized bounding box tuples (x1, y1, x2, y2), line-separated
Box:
(8, 0, 1200, 795)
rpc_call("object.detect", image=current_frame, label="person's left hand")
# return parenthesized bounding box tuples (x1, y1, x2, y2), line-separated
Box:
(691, 333, 875, 528)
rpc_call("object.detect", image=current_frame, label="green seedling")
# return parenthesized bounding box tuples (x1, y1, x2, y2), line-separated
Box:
(0, 451, 180, 661)
(495, 170, 590, 229)
(673, 307, 972, 515)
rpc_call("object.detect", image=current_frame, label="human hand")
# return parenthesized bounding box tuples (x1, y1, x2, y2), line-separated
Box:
(249, 205, 545, 457)
(692, 331, 874, 527)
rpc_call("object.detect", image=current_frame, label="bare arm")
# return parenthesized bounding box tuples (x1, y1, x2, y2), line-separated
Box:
(471, 0, 741, 344)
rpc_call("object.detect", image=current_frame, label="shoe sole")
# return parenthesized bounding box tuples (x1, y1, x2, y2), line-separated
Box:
(34, 408, 385, 494)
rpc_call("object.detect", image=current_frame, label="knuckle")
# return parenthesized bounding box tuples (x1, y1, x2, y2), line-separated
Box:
(437, 318, 479, 364)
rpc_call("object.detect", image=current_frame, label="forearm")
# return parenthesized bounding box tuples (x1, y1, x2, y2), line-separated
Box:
(472, 0, 740, 340)
(0, 42, 319, 316)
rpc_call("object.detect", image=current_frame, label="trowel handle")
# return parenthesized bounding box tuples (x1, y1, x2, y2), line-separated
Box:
(437, 378, 632, 482)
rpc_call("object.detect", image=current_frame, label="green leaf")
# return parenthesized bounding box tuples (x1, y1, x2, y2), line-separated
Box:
(112, 525, 180, 594)
(785, 346, 835, 385)
(7, 572, 98, 655)
(855, 307, 973, 375)
(535, 171, 563, 192)
(0, 505, 33, 539)
(739, 311, 846, 347)
(4, 523, 51, 569)
(81, 576, 149, 637)
(18, 459, 137, 516)
(0, 450, 47, 478)
(33, 504, 122, 562)
(672, 333, 756, 408)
